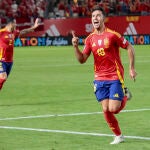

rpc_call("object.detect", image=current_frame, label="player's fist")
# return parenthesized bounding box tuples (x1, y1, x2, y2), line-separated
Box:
(33, 18, 40, 29)
(71, 31, 79, 48)
(129, 69, 137, 82)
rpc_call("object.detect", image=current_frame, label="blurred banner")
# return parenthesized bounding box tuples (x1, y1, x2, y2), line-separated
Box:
(8, 16, 149, 46)
(25, 16, 150, 37)
(15, 34, 150, 46)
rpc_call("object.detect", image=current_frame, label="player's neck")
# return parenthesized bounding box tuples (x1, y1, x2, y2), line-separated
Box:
(5, 26, 12, 32)
(94, 25, 105, 35)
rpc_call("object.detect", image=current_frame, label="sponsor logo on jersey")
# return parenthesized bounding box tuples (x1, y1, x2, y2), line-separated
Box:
(92, 42, 96, 47)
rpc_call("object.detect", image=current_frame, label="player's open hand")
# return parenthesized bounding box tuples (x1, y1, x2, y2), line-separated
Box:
(33, 18, 40, 29)
(71, 31, 79, 48)
(130, 69, 137, 82)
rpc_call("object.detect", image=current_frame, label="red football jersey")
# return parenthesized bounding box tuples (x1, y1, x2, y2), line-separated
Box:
(82, 28, 129, 81)
(0, 28, 19, 62)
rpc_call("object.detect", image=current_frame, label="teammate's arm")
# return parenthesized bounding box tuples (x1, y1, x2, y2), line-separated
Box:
(71, 31, 89, 64)
(126, 43, 137, 81)
(19, 18, 40, 35)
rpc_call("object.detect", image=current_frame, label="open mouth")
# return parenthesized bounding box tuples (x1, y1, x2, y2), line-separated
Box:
(93, 21, 99, 26)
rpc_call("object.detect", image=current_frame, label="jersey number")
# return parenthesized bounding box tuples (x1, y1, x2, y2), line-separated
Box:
(97, 48, 105, 56)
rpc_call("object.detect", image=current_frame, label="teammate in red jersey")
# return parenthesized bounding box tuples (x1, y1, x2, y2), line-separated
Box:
(72, 6, 137, 144)
(0, 18, 40, 90)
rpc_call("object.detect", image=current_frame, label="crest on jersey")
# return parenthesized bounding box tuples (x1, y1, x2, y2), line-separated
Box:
(104, 38, 109, 48)
(123, 38, 127, 44)
(8, 34, 13, 38)
(98, 40, 102, 46)
(5, 34, 14, 39)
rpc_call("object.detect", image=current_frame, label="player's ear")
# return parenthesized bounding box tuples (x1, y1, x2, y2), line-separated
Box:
(103, 15, 105, 22)
(101, 8, 106, 21)
(102, 11, 106, 21)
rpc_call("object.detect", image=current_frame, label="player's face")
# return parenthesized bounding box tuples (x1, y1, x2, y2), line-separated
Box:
(10, 21, 16, 32)
(91, 10, 104, 30)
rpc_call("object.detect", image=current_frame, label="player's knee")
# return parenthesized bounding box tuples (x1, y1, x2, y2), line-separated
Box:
(0, 78, 6, 90)
(102, 106, 109, 113)
(109, 106, 120, 113)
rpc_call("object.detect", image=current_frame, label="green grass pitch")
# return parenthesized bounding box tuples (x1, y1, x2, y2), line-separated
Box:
(0, 45, 149, 150)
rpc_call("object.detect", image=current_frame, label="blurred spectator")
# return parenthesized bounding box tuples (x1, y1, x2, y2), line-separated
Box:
(140, 0, 150, 15)
(11, 0, 18, 14)
(0, 0, 149, 20)
(44, 0, 55, 18)
(99, 0, 110, 16)
(78, 1, 89, 17)
(57, 0, 66, 17)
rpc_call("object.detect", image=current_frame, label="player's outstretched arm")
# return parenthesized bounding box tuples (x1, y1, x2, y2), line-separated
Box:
(19, 18, 40, 35)
(71, 31, 89, 64)
(127, 43, 137, 81)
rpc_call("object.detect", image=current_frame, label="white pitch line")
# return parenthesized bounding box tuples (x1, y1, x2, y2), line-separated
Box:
(0, 108, 150, 121)
(0, 126, 149, 141)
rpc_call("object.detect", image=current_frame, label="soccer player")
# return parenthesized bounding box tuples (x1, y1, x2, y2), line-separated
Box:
(0, 18, 40, 90)
(72, 6, 137, 144)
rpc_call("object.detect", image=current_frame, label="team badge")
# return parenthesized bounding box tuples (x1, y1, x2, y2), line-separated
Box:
(98, 40, 102, 46)
(8, 34, 14, 38)
(104, 38, 109, 48)
(123, 39, 127, 44)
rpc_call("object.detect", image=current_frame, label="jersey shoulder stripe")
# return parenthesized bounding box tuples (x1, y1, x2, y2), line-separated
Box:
(0, 28, 6, 32)
(106, 28, 121, 38)
(85, 32, 95, 43)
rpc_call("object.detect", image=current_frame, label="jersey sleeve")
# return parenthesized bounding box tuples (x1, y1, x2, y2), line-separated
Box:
(115, 32, 129, 49)
(14, 29, 20, 38)
(82, 36, 92, 55)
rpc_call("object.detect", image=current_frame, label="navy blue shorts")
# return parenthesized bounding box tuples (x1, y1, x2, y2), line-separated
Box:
(93, 80, 124, 102)
(0, 61, 13, 76)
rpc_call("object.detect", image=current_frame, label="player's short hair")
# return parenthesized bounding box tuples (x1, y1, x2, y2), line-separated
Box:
(6, 18, 16, 25)
(91, 5, 106, 17)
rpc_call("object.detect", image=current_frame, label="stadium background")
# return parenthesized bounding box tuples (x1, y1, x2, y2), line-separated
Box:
(0, 0, 150, 150)
(0, 0, 150, 46)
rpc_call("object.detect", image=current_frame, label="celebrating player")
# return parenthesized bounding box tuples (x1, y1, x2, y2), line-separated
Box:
(0, 18, 40, 90)
(72, 5, 137, 144)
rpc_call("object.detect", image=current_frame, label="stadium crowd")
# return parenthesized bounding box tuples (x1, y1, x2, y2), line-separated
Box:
(0, 0, 149, 20)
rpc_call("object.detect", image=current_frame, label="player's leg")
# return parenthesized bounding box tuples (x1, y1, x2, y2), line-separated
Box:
(116, 87, 132, 113)
(94, 80, 123, 144)
(0, 62, 13, 90)
(0, 73, 7, 90)
(107, 99, 124, 144)
(124, 87, 132, 100)
(107, 81, 125, 144)
(112, 87, 133, 114)
(101, 100, 122, 136)
(113, 87, 132, 114)
(113, 96, 128, 114)
(0, 62, 7, 90)
(109, 80, 128, 114)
